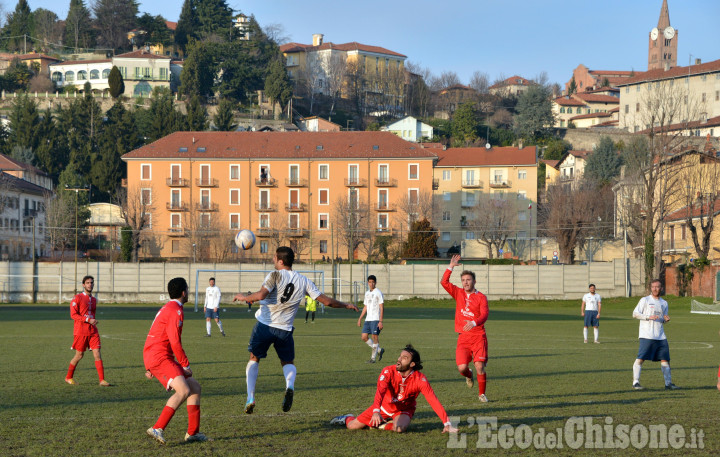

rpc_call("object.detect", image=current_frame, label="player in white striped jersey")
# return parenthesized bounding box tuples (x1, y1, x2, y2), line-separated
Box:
(234, 246, 358, 414)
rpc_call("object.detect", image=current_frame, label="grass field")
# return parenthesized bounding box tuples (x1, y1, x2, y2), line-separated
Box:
(1, 296, 719, 456)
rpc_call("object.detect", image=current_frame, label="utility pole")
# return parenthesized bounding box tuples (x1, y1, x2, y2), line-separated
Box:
(65, 185, 90, 292)
(32, 215, 37, 303)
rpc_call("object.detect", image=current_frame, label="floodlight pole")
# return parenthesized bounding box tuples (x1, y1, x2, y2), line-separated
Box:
(65, 185, 90, 292)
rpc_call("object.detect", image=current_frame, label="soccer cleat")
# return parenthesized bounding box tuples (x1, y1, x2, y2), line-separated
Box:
(366, 359, 376, 364)
(465, 368, 474, 388)
(204, 334, 211, 337)
(584, 340, 588, 344)
(311, 321, 315, 324)
(65, 378, 77, 385)
(184, 432, 208, 442)
(665, 383, 679, 390)
(330, 414, 354, 426)
(146, 427, 166, 445)
(282, 388, 294, 412)
(377, 348, 385, 361)
(594, 341, 600, 344)
(633, 382, 644, 390)
(99, 380, 111, 386)
(478, 394, 489, 402)
(244, 399, 255, 414)
(221, 331, 226, 337)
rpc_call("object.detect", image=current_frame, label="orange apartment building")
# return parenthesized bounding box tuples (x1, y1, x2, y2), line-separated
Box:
(121, 131, 436, 261)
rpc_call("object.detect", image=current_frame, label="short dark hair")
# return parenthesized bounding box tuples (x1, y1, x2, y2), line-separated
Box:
(402, 344, 423, 371)
(168, 277, 188, 299)
(367, 275, 377, 282)
(651, 279, 662, 287)
(460, 270, 476, 281)
(82, 275, 94, 284)
(276, 246, 294, 267)
(209, 277, 215, 282)
(589, 283, 595, 288)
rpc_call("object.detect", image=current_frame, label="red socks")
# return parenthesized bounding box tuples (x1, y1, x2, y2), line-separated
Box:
(66, 363, 77, 380)
(382, 422, 394, 431)
(95, 361, 105, 381)
(461, 367, 472, 379)
(477, 373, 487, 396)
(154, 406, 176, 430)
(344, 415, 356, 429)
(187, 405, 201, 436)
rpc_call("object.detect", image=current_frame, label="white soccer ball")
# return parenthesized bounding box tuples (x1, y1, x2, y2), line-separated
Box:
(235, 229, 256, 250)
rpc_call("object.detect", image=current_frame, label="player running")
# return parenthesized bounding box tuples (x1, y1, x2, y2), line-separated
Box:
(358, 275, 385, 363)
(233, 246, 358, 414)
(441, 254, 490, 402)
(144, 277, 208, 445)
(330, 345, 457, 433)
(65, 275, 110, 386)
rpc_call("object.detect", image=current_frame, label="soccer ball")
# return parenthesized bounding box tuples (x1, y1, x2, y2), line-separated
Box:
(235, 229, 256, 250)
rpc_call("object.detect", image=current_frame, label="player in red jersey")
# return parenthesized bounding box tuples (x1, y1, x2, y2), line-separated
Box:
(65, 275, 110, 386)
(441, 254, 490, 402)
(330, 345, 457, 433)
(144, 277, 207, 445)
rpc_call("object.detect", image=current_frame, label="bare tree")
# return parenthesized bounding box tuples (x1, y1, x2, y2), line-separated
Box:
(324, 53, 347, 120)
(118, 185, 154, 262)
(488, 108, 513, 129)
(263, 23, 291, 45)
(296, 54, 323, 114)
(333, 193, 371, 261)
(44, 191, 75, 259)
(429, 71, 461, 91)
(469, 193, 517, 258)
(396, 189, 437, 228)
(677, 150, 720, 259)
(469, 71, 490, 94)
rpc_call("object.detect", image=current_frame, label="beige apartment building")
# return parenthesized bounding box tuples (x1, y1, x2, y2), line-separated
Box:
(431, 146, 538, 258)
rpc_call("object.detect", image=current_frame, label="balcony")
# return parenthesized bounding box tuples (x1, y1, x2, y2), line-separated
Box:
(256, 227, 274, 237)
(559, 175, 574, 182)
(23, 209, 38, 217)
(255, 203, 278, 212)
(376, 227, 393, 235)
(195, 202, 219, 212)
(375, 203, 396, 212)
(255, 177, 278, 187)
(461, 200, 476, 208)
(285, 178, 308, 187)
(167, 227, 186, 236)
(286, 203, 307, 212)
(461, 180, 483, 189)
(286, 228, 306, 237)
(195, 178, 219, 187)
(489, 179, 512, 188)
(432, 178, 439, 190)
(376, 178, 398, 187)
(344, 178, 368, 187)
(166, 202, 189, 211)
(166, 177, 189, 187)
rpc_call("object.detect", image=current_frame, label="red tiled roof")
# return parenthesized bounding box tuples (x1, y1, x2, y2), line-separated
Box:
(591, 120, 620, 128)
(280, 41, 406, 58)
(541, 159, 560, 169)
(585, 86, 620, 94)
(489, 75, 535, 89)
(122, 131, 437, 160)
(573, 93, 620, 103)
(50, 59, 111, 66)
(569, 112, 612, 121)
(0, 52, 60, 61)
(165, 21, 177, 31)
(665, 200, 720, 222)
(588, 70, 634, 77)
(0, 152, 48, 176)
(609, 107, 620, 112)
(554, 96, 586, 106)
(620, 58, 720, 85)
(434, 146, 537, 167)
(420, 142, 443, 149)
(0, 171, 46, 195)
(568, 150, 592, 160)
(638, 115, 720, 134)
(440, 84, 474, 93)
(114, 50, 171, 60)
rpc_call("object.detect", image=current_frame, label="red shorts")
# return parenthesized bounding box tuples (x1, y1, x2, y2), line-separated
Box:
(456, 332, 488, 365)
(356, 403, 414, 427)
(71, 334, 101, 352)
(145, 357, 186, 391)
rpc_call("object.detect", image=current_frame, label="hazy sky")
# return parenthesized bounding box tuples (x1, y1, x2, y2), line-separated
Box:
(25, 0, 719, 86)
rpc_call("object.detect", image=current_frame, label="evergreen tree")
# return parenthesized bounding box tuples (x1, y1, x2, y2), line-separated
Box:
(185, 96, 208, 131)
(451, 102, 479, 146)
(175, 0, 197, 52)
(568, 77, 577, 95)
(264, 56, 293, 111)
(585, 136, 622, 184)
(513, 85, 554, 140)
(5, 59, 33, 91)
(136, 13, 173, 47)
(147, 87, 186, 142)
(34, 108, 67, 182)
(64, 0, 95, 51)
(179, 40, 217, 100)
(403, 218, 438, 258)
(92, 101, 140, 198)
(93, 0, 138, 50)
(108, 66, 125, 98)
(8, 94, 40, 154)
(4, 0, 34, 52)
(212, 98, 236, 131)
(195, 0, 233, 40)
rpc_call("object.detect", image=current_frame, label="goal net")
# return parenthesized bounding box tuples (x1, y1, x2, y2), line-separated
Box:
(690, 299, 720, 315)
(0, 274, 63, 304)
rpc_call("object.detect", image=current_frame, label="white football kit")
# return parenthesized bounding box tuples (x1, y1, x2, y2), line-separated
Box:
(363, 288, 384, 322)
(205, 286, 221, 309)
(632, 295, 668, 340)
(582, 293, 601, 311)
(256, 269, 322, 331)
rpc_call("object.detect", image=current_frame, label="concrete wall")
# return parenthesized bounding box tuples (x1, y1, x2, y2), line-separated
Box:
(0, 258, 644, 304)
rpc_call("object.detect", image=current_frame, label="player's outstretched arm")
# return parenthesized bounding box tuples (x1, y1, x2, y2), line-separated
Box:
(234, 288, 269, 303)
(317, 294, 358, 311)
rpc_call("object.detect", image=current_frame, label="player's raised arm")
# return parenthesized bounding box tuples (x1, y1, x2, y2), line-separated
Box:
(316, 294, 358, 312)
(234, 288, 269, 303)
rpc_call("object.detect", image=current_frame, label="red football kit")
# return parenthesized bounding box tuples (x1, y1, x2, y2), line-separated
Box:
(70, 292, 100, 351)
(143, 300, 190, 390)
(356, 365, 450, 427)
(441, 268, 489, 365)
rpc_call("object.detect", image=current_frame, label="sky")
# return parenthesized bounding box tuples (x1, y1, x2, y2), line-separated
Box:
(24, 0, 720, 87)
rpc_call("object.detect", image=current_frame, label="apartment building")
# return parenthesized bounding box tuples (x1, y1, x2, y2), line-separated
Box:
(121, 131, 436, 261)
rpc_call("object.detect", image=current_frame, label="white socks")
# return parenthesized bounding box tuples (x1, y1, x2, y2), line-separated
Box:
(583, 328, 588, 341)
(283, 364, 296, 390)
(661, 362, 671, 385)
(593, 328, 599, 342)
(246, 361, 259, 399)
(372, 343, 378, 359)
(633, 360, 642, 383)
(206, 321, 211, 335)
(217, 320, 224, 332)
(365, 339, 374, 348)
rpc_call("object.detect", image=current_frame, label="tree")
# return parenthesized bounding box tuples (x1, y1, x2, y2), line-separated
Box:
(296, 55, 322, 114)
(28, 74, 54, 93)
(119, 185, 154, 261)
(585, 136, 622, 184)
(195, 0, 234, 41)
(5, 59, 33, 91)
(429, 71, 461, 91)
(136, 13, 173, 47)
(212, 98, 236, 131)
(93, 0, 138, 50)
(333, 192, 371, 261)
(64, 0, 94, 51)
(175, 0, 197, 52)
(9, 94, 40, 155)
(108, 66, 125, 98)
(470, 194, 518, 258)
(514, 85, 554, 140)
(469, 71, 490, 94)
(263, 23, 290, 45)
(185, 96, 209, 131)
(34, 108, 66, 182)
(179, 40, 217, 100)
(33, 8, 62, 49)
(403, 218, 438, 258)
(568, 77, 577, 95)
(3, 0, 34, 52)
(264, 57, 293, 119)
(44, 191, 75, 259)
(145, 87, 186, 141)
(92, 101, 139, 198)
(451, 102, 478, 146)
(678, 151, 720, 260)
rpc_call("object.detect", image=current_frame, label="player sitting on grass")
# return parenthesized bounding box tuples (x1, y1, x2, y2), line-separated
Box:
(331, 345, 457, 433)
(233, 246, 358, 415)
(144, 277, 208, 445)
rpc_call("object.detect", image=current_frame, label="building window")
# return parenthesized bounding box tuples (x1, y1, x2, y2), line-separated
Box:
(230, 165, 240, 180)
(141, 164, 151, 180)
(518, 191, 527, 200)
(442, 211, 451, 221)
(378, 164, 389, 183)
(348, 164, 359, 185)
(319, 240, 328, 253)
(319, 213, 328, 229)
(443, 191, 451, 201)
(408, 189, 418, 205)
(702, 93, 706, 103)
(716, 91, 719, 102)
(518, 169, 527, 180)
(141, 188, 152, 205)
(160, 68, 168, 80)
(65, 71, 75, 82)
(409, 164, 419, 180)
(259, 214, 269, 228)
(442, 170, 451, 181)
(319, 164, 329, 180)
(442, 232, 451, 241)
(230, 189, 240, 205)
(635, 103, 640, 112)
(560, 107, 565, 113)
(319, 189, 328, 205)
(260, 241, 268, 253)
(51, 71, 62, 82)
(89, 69, 99, 80)
(378, 214, 388, 230)
(624, 105, 629, 114)
(518, 211, 527, 221)
(230, 214, 240, 229)
(465, 231, 475, 239)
